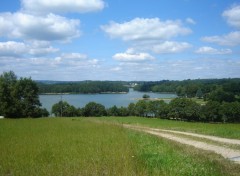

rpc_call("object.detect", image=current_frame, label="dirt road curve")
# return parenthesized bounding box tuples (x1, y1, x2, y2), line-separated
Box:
(123, 124, 240, 164)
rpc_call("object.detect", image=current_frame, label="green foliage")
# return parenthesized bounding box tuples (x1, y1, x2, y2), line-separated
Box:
(142, 94, 150, 99)
(83, 102, 106, 117)
(107, 105, 120, 116)
(0, 71, 48, 118)
(196, 88, 203, 99)
(38, 81, 129, 94)
(207, 88, 236, 102)
(134, 78, 240, 100)
(135, 100, 148, 117)
(51, 101, 78, 117)
(168, 98, 201, 121)
(220, 102, 240, 122)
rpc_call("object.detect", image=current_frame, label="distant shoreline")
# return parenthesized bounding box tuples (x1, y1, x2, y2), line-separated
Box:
(39, 92, 128, 95)
(134, 97, 174, 101)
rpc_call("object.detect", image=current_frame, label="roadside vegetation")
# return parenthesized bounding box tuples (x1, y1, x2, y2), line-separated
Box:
(93, 117, 240, 139)
(1, 118, 239, 176)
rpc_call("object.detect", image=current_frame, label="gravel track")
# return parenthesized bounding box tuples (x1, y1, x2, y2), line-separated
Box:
(123, 124, 240, 164)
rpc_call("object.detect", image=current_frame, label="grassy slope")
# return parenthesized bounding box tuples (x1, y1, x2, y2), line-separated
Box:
(0, 118, 239, 176)
(96, 117, 240, 139)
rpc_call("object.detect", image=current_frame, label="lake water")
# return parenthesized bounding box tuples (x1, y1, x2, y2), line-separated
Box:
(39, 88, 177, 112)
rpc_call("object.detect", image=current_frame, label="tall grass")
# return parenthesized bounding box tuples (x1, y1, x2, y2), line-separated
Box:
(0, 118, 239, 175)
(0, 118, 141, 175)
(97, 117, 240, 139)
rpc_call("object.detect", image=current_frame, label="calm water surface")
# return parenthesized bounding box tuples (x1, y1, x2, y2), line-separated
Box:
(40, 89, 177, 111)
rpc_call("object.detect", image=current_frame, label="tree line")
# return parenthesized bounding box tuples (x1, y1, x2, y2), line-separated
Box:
(1, 71, 240, 122)
(51, 98, 240, 123)
(134, 79, 240, 101)
(37, 81, 129, 94)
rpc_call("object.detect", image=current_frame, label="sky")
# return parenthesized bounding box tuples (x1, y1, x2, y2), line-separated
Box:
(0, 0, 240, 81)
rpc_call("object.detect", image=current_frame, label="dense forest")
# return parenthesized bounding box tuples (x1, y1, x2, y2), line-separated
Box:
(134, 79, 240, 101)
(37, 81, 129, 94)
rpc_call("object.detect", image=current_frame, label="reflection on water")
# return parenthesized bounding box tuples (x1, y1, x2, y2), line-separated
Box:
(39, 88, 177, 111)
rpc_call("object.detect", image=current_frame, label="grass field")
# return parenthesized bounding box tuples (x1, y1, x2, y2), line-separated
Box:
(0, 118, 240, 175)
(95, 117, 240, 139)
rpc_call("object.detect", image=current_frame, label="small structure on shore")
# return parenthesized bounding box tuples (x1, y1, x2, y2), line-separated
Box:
(0, 116, 4, 119)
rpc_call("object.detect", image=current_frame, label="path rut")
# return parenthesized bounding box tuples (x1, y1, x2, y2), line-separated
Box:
(123, 124, 240, 164)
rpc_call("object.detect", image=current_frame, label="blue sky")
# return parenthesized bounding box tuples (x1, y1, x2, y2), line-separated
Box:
(0, 0, 240, 81)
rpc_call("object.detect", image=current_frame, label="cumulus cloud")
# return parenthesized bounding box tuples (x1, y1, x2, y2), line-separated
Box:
(29, 44, 59, 56)
(195, 46, 232, 55)
(0, 41, 58, 57)
(201, 31, 240, 46)
(222, 5, 240, 29)
(21, 0, 105, 14)
(0, 41, 27, 56)
(150, 41, 191, 54)
(54, 53, 99, 67)
(0, 12, 80, 42)
(113, 50, 155, 62)
(101, 18, 191, 41)
(61, 53, 88, 60)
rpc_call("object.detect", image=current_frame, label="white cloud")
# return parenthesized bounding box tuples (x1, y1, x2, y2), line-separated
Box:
(202, 31, 240, 46)
(61, 53, 88, 60)
(222, 5, 240, 29)
(110, 67, 122, 71)
(113, 50, 155, 62)
(53, 53, 99, 68)
(102, 18, 192, 41)
(0, 12, 80, 42)
(0, 41, 27, 56)
(186, 18, 196, 25)
(195, 46, 232, 55)
(21, 0, 105, 14)
(0, 41, 58, 57)
(151, 41, 191, 54)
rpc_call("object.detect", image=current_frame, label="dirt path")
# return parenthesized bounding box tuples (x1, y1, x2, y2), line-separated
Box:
(123, 124, 240, 164)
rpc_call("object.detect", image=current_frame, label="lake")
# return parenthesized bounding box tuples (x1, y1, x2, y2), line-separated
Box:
(39, 88, 177, 112)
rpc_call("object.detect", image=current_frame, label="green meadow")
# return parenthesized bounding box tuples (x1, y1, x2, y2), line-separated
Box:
(96, 117, 240, 139)
(0, 118, 240, 176)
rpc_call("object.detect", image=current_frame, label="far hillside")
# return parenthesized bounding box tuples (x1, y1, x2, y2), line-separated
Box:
(134, 78, 240, 101)
(37, 81, 129, 94)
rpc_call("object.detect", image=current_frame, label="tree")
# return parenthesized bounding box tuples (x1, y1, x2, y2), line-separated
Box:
(118, 106, 129, 116)
(220, 102, 240, 122)
(207, 88, 235, 103)
(135, 100, 148, 117)
(142, 94, 150, 99)
(202, 101, 221, 122)
(107, 105, 120, 116)
(0, 71, 18, 117)
(168, 98, 201, 121)
(15, 78, 42, 117)
(83, 102, 106, 117)
(196, 88, 203, 99)
(156, 100, 169, 119)
(147, 101, 164, 118)
(51, 101, 77, 117)
(0, 71, 47, 118)
(127, 103, 136, 116)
